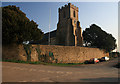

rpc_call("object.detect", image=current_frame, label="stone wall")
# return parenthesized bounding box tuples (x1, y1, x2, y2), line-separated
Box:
(2, 44, 19, 61)
(38, 45, 109, 63)
(2, 44, 109, 63)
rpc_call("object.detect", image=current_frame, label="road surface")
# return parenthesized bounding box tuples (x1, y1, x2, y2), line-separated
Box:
(2, 58, 119, 82)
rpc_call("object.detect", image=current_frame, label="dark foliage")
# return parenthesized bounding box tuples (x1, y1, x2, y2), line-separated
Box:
(109, 52, 120, 58)
(83, 24, 117, 52)
(2, 5, 43, 45)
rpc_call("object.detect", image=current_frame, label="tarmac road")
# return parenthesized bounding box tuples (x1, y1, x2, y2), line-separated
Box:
(2, 57, 119, 82)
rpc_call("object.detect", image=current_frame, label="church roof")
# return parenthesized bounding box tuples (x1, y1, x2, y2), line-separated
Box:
(43, 30, 57, 39)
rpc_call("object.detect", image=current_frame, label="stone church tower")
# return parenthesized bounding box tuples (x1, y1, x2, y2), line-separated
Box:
(56, 3, 83, 46)
(29, 3, 83, 46)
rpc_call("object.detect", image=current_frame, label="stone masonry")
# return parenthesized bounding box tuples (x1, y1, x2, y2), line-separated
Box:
(3, 45, 109, 63)
(56, 3, 83, 46)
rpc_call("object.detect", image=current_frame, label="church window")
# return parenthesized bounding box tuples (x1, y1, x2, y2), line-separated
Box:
(74, 11, 75, 17)
(63, 11, 66, 18)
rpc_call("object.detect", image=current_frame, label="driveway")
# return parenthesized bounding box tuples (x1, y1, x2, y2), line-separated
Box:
(2, 57, 119, 82)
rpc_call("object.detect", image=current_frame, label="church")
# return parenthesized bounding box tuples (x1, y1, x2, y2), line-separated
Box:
(30, 3, 83, 46)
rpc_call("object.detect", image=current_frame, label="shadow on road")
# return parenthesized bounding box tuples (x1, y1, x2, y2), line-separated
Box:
(1, 81, 119, 84)
(80, 77, 119, 82)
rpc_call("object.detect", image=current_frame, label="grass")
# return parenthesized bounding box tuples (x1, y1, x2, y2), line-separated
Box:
(3, 56, 118, 66)
(45, 63, 84, 66)
(2, 59, 41, 64)
(2, 59, 84, 66)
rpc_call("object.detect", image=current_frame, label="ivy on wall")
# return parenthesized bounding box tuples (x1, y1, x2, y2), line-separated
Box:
(35, 45, 41, 61)
(49, 51, 54, 60)
(23, 44, 31, 61)
(35, 45, 49, 62)
(23, 45, 58, 63)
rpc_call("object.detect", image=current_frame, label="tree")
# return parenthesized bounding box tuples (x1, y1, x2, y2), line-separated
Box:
(2, 5, 43, 45)
(82, 24, 117, 52)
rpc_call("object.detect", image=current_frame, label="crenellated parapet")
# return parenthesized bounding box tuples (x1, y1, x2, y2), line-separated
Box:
(59, 4, 69, 12)
(68, 3, 78, 11)
(59, 3, 78, 12)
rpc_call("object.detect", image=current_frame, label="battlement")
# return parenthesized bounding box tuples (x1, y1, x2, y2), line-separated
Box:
(59, 3, 78, 12)
(69, 3, 78, 11)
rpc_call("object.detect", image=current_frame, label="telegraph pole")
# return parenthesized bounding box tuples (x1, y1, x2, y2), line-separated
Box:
(48, 8, 51, 45)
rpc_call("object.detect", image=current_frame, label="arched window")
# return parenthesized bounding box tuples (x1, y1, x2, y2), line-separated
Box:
(74, 11, 75, 17)
(63, 11, 66, 18)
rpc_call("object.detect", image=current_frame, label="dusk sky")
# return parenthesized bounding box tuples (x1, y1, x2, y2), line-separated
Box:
(2, 2, 119, 51)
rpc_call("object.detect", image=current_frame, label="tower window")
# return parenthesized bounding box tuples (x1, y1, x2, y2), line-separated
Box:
(63, 11, 66, 18)
(74, 11, 75, 17)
